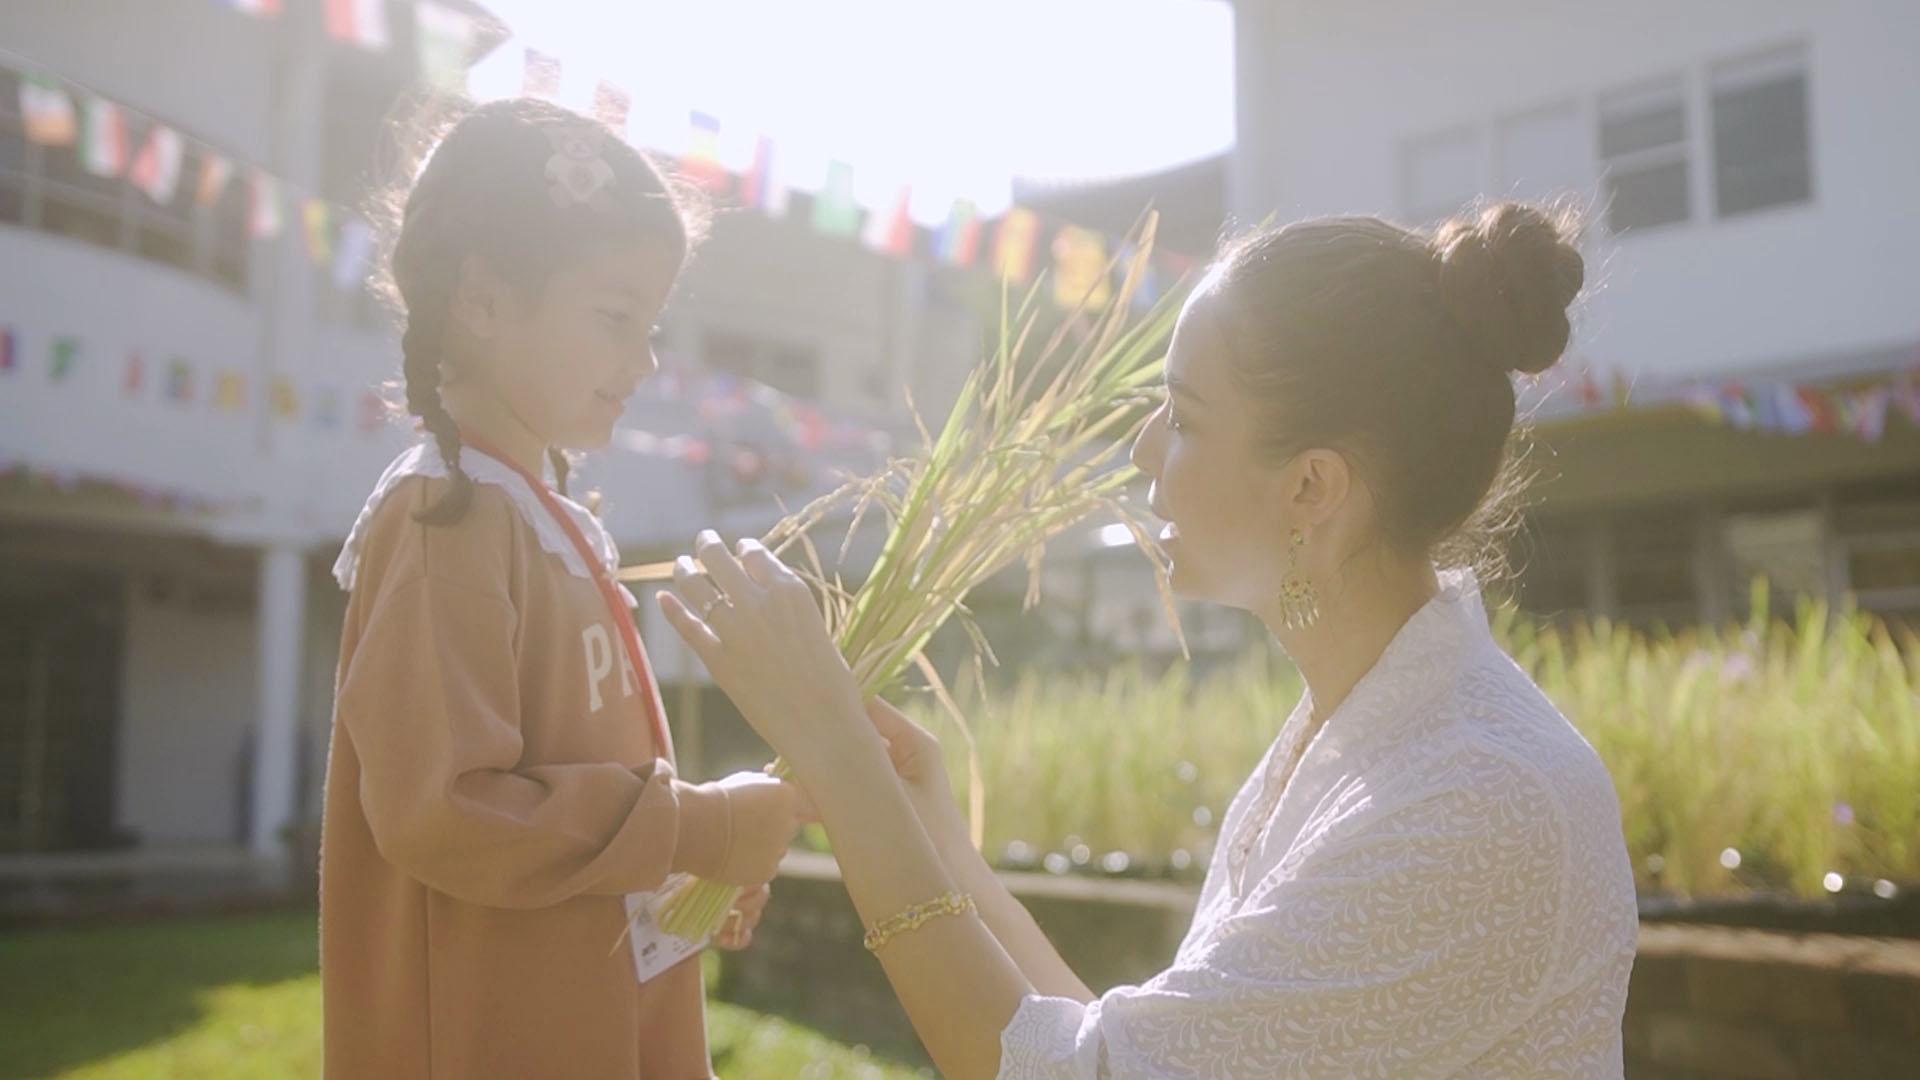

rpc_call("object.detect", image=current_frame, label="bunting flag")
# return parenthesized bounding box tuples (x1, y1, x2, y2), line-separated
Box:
(313, 385, 343, 428)
(129, 123, 185, 204)
(0, 326, 15, 372)
(811, 160, 859, 236)
(249, 172, 282, 238)
(937, 199, 981, 266)
(738, 135, 786, 216)
(592, 81, 631, 136)
(220, 0, 283, 15)
(1051, 226, 1112, 310)
(416, 1, 476, 92)
(992, 206, 1040, 284)
(124, 350, 143, 396)
(1897, 367, 1920, 425)
(1118, 241, 1160, 311)
(78, 96, 130, 177)
(331, 216, 375, 291)
(50, 337, 80, 382)
(302, 199, 333, 263)
(214, 370, 248, 411)
(20, 75, 77, 146)
(522, 48, 561, 99)
(356, 388, 388, 434)
(270, 375, 300, 418)
(323, 0, 390, 50)
(681, 111, 728, 192)
(196, 153, 233, 206)
(1852, 387, 1891, 442)
(165, 359, 194, 403)
(862, 186, 913, 256)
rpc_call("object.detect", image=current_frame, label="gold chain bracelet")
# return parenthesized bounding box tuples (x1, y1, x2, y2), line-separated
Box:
(862, 891, 977, 952)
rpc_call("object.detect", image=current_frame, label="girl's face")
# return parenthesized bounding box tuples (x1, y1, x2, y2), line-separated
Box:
(465, 240, 681, 451)
(1130, 284, 1302, 610)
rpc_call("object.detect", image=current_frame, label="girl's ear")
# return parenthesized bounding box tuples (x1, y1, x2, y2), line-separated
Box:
(451, 254, 505, 341)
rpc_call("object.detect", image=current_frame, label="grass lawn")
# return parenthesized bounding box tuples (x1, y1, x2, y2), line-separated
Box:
(0, 910, 927, 1080)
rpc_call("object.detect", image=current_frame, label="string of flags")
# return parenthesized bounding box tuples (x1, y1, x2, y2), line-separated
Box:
(1679, 366, 1920, 443)
(642, 97, 1197, 308)
(0, 316, 896, 487)
(202, 2, 1208, 308)
(15, 66, 383, 295)
(611, 369, 896, 488)
(1524, 356, 1920, 443)
(494, 41, 1202, 308)
(0, 322, 393, 437)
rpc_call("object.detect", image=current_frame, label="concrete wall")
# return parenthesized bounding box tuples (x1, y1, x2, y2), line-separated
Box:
(723, 857, 1920, 1079)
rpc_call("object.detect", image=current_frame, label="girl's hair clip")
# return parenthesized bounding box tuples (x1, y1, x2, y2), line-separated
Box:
(545, 125, 619, 213)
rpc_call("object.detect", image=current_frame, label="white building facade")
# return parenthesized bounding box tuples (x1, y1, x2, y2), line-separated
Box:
(1229, 0, 1920, 625)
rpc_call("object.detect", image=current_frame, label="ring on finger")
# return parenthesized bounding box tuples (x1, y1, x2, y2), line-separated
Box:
(699, 591, 731, 621)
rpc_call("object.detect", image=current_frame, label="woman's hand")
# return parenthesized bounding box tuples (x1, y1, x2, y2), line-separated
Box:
(657, 531, 876, 783)
(712, 882, 770, 951)
(863, 698, 970, 855)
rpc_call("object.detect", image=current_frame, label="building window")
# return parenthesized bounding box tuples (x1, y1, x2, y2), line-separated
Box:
(703, 329, 821, 400)
(1496, 101, 1589, 207)
(1598, 79, 1690, 233)
(1400, 127, 1482, 225)
(1711, 46, 1811, 218)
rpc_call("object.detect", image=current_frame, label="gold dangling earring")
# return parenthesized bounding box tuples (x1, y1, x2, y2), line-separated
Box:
(1279, 527, 1321, 630)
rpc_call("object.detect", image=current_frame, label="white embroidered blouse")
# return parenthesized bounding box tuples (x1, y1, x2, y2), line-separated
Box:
(998, 571, 1638, 1078)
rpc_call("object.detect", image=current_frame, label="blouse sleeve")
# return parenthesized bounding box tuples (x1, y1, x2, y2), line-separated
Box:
(997, 750, 1569, 1079)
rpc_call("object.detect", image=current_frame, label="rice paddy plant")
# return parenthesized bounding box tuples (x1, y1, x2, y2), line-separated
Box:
(910, 589, 1918, 900)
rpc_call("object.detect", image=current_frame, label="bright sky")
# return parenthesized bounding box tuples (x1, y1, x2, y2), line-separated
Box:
(467, 0, 1234, 224)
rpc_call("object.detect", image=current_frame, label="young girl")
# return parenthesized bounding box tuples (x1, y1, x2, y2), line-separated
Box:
(322, 98, 801, 1079)
(662, 203, 1639, 1078)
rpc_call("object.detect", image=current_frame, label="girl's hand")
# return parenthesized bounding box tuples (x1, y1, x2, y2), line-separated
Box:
(712, 883, 770, 951)
(863, 698, 969, 854)
(708, 770, 803, 887)
(657, 531, 876, 781)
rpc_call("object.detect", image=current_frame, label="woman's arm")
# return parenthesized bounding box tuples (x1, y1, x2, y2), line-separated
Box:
(659, 535, 1060, 1078)
(862, 699, 1093, 1003)
(809, 746, 1039, 1079)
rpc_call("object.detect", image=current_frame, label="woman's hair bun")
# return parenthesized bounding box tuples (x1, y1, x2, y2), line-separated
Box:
(1431, 201, 1585, 376)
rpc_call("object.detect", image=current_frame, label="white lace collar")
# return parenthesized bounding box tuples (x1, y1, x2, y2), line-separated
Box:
(332, 441, 630, 604)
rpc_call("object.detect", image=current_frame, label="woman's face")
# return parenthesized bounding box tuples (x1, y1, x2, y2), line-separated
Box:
(1130, 285, 1300, 611)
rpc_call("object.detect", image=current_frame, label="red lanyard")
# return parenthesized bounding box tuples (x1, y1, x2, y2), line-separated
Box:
(458, 432, 674, 764)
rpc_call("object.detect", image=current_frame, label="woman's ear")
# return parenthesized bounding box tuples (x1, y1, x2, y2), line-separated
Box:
(1278, 447, 1352, 530)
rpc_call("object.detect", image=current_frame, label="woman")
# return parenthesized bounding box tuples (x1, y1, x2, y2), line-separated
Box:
(659, 202, 1639, 1078)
